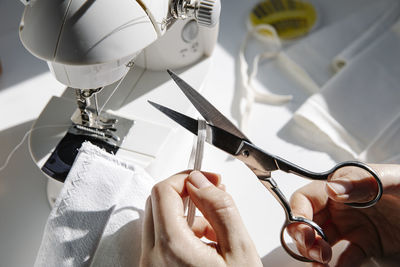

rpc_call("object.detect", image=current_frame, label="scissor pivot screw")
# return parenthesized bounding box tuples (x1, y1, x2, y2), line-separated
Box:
(242, 150, 250, 157)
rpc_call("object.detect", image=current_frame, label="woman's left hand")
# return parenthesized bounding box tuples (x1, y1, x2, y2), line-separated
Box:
(140, 170, 262, 267)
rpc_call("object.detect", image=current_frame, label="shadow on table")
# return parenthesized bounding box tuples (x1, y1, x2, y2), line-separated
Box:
(0, 120, 51, 266)
(261, 246, 303, 267)
(261, 244, 400, 267)
(277, 118, 354, 163)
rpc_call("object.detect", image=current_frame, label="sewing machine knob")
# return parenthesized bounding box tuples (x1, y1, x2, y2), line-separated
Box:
(195, 0, 221, 27)
(172, 0, 221, 27)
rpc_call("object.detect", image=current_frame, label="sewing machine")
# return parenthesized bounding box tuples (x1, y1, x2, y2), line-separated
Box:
(18, 0, 221, 206)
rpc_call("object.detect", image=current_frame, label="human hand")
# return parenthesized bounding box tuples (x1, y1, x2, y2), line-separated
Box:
(288, 164, 400, 266)
(140, 170, 262, 267)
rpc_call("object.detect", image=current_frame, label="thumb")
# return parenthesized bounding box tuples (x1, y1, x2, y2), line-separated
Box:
(186, 171, 254, 254)
(326, 164, 400, 203)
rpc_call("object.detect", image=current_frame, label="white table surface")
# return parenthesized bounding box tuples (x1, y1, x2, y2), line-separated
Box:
(0, 1, 396, 266)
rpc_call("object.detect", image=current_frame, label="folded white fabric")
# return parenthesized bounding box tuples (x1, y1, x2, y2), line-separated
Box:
(291, 19, 400, 163)
(286, 0, 397, 87)
(332, 0, 400, 71)
(35, 142, 154, 267)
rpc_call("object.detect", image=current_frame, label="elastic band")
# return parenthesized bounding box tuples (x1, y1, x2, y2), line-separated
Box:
(238, 24, 292, 130)
(238, 23, 320, 131)
(185, 119, 207, 227)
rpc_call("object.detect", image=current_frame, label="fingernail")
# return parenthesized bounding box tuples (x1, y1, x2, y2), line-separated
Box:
(309, 248, 321, 262)
(327, 180, 353, 196)
(189, 171, 213, 189)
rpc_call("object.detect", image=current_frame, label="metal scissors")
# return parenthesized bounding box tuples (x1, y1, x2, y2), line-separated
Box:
(149, 69, 383, 262)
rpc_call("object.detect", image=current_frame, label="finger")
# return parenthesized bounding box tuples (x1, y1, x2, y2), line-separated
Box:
(293, 236, 332, 264)
(286, 223, 316, 249)
(288, 181, 330, 249)
(307, 238, 332, 264)
(290, 181, 329, 219)
(186, 171, 257, 255)
(335, 222, 380, 264)
(151, 171, 220, 242)
(218, 184, 226, 191)
(191, 216, 217, 242)
(200, 171, 222, 186)
(326, 164, 400, 203)
(335, 242, 366, 267)
(286, 224, 332, 263)
(141, 197, 155, 250)
(378, 164, 400, 196)
(311, 262, 329, 267)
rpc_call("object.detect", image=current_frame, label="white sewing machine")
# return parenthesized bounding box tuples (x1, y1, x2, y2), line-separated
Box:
(18, 0, 221, 206)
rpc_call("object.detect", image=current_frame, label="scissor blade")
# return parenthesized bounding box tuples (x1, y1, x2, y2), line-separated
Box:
(148, 100, 243, 156)
(148, 100, 197, 135)
(167, 69, 250, 142)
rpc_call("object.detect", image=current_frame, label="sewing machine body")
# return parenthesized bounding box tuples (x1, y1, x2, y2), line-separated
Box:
(19, 0, 220, 205)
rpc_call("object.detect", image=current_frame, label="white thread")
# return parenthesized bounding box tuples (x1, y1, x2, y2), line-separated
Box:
(95, 14, 174, 119)
(0, 124, 71, 172)
(97, 67, 129, 119)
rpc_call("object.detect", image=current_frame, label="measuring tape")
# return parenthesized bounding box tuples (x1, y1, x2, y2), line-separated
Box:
(249, 0, 317, 39)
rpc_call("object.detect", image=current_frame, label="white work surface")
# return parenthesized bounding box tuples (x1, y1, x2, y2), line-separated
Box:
(0, 1, 396, 266)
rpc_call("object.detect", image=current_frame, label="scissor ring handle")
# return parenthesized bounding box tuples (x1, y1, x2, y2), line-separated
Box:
(329, 161, 383, 208)
(280, 217, 327, 262)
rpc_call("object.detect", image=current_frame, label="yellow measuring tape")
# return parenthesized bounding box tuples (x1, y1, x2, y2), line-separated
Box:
(249, 0, 317, 39)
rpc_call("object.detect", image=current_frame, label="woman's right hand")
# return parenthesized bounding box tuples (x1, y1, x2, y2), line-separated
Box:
(288, 164, 400, 266)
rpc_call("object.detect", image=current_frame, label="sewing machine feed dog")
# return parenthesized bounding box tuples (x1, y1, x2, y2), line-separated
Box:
(18, 0, 221, 203)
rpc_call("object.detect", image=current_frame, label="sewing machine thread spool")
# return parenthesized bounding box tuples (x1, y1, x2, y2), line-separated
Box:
(249, 0, 317, 40)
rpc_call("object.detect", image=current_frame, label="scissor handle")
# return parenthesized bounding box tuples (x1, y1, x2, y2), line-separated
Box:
(280, 216, 327, 262)
(276, 159, 383, 208)
(258, 177, 328, 262)
(326, 161, 383, 208)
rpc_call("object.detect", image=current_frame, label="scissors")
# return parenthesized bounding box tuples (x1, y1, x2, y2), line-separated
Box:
(149, 69, 383, 262)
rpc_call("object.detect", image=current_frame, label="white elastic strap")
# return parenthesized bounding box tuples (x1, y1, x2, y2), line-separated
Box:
(185, 119, 207, 227)
(239, 23, 321, 130)
(246, 20, 319, 94)
(238, 24, 292, 130)
(276, 52, 320, 93)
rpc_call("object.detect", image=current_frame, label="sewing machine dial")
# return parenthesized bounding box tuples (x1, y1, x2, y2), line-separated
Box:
(135, 18, 218, 70)
(182, 19, 199, 43)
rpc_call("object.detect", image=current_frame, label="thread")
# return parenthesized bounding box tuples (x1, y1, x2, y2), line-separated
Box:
(0, 124, 71, 172)
(96, 67, 129, 120)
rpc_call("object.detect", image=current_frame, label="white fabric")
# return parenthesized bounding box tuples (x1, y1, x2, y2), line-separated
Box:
(286, 0, 398, 87)
(292, 19, 400, 163)
(237, 0, 399, 132)
(34, 142, 154, 267)
(332, 0, 400, 71)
